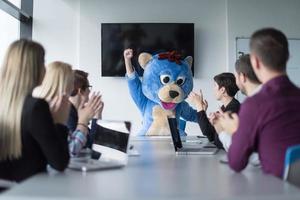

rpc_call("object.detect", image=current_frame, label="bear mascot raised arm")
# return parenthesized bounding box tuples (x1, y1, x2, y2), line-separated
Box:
(124, 49, 198, 136)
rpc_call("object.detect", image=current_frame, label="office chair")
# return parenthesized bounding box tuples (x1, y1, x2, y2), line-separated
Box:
(284, 144, 300, 187)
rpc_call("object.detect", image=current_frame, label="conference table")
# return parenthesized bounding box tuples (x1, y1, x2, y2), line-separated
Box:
(1, 137, 300, 200)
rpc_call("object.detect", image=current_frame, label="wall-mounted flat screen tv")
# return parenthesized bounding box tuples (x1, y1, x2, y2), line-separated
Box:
(101, 23, 194, 77)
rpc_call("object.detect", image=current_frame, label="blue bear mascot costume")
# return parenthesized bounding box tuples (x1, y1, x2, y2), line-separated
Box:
(124, 49, 198, 136)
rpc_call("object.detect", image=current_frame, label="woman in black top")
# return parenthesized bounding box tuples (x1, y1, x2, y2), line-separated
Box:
(32, 62, 104, 155)
(189, 73, 240, 149)
(0, 40, 70, 182)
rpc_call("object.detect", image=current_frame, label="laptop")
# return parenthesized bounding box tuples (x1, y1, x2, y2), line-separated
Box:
(168, 117, 218, 155)
(68, 120, 131, 171)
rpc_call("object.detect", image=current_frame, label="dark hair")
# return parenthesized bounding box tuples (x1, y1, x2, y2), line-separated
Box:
(70, 70, 89, 96)
(213, 73, 239, 97)
(235, 54, 260, 84)
(250, 28, 289, 72)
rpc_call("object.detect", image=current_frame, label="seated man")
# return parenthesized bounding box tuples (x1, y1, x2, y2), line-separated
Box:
(189, 73, 240, 149)
(215, 54, 261, 152)
(212, 54, 261, 166)
(217, 28, 300, 178)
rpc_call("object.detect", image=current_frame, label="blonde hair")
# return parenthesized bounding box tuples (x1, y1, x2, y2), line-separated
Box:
(33, 61, 74, 102)
(0, 39, 45, 160)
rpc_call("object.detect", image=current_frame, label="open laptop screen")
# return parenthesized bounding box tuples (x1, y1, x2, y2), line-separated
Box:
(92, 120, 131, 153)
(68, 120, 131, 171)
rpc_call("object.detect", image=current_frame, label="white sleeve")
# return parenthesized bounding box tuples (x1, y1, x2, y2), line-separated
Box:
(126, 70, 136, 79)
(218, 132, 232, 152)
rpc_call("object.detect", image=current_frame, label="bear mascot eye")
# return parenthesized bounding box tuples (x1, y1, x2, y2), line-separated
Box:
(160, 75, 171, 85)
(176, 77, 186, 86)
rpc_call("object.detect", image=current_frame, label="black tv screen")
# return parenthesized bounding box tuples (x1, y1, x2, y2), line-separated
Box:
(101, 23, 194, 77)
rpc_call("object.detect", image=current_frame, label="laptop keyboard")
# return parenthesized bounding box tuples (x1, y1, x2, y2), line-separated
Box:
(179, 148, 216, 152)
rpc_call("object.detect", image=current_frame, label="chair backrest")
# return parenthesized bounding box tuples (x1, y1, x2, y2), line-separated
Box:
(284, 144, 300, 187)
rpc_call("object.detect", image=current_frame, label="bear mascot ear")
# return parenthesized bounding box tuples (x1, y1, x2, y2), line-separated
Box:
(185, 56, 193, 68)
(138, 52, 153, 69)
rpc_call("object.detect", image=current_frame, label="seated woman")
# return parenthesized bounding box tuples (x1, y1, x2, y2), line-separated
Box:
(32, 62, 103, 156)
(0, 40, 69, 182)
(189, 73, 240, 149)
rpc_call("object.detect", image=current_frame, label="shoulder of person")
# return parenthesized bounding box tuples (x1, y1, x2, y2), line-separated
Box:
(25, 95, 49, 111)
(243, 90, 265, 106)
(238, 94, 263, 116)
(232, 98, 241, 106)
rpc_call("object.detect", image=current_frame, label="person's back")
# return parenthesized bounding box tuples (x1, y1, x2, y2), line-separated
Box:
(0, 40, 70, 182)
(0, 96, 69, 181)
(223, 28, 300, 178)
(243, 76, 300, 177)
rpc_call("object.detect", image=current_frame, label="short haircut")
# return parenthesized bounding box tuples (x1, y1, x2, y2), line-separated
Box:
(70, 70, 89, 96)
(235, 54, 261, 84)
(214, 73, 239, 97)
(250, 28, 289, 72)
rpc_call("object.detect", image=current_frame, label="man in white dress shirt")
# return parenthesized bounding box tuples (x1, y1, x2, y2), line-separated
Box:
(213, 54, 261, 165)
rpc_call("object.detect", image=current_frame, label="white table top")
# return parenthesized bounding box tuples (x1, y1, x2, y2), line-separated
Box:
(1, 137, 300, 200)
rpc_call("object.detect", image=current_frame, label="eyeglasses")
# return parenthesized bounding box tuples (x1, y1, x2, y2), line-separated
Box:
(85, 85, 92, 90)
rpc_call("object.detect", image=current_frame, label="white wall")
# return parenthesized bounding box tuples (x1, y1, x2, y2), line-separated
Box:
(78, 0, 227, 135)
(227, 0, 300, 71)
(32, 0, 80, 66)
(32, 0, 300, 135)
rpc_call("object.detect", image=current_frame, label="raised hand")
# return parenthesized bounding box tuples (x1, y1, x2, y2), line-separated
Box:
(94, 95, 104, 119)
(188, 89, 208, 112)
(203, 99, 208, 111)
(123, 49, 134, 74)
(218, 112, 239, 135)
(78, 92, 103, 125)
(208, 112, 219, 124)
(123, 48, 133, 60)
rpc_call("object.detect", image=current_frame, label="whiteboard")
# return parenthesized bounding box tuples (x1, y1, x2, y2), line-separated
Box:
(236, 37, 300, 86)
(235, 38, 300, 102)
